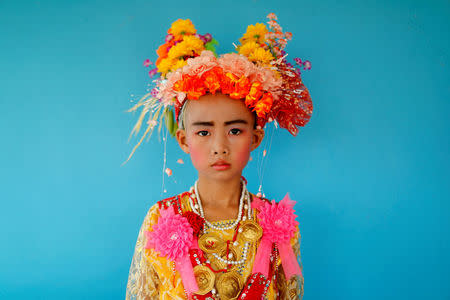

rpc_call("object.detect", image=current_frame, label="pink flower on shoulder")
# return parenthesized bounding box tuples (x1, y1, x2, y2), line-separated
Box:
(145, 206, 194, 260)
(252, 193, 298, 243)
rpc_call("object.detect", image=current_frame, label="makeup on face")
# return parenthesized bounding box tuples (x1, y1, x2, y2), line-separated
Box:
(179, 93, 261, 180)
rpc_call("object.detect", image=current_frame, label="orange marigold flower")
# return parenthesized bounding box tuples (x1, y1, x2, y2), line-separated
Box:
(202, 67, 223, 94)
(173, 78, 186, 92)
(177, 75, 206, 100)
(156, 42, 174, 60)
(245, 82, 263, 107)
(221, 72, 239, 95)
(253, 92, 273, 117)
(229, 76, 250, 99)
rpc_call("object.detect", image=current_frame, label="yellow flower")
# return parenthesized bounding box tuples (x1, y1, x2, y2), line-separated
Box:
(168, 35, 204, 60)
(167, 42, 190, 60)
(238, 41, 260, 57)
(171, 59, 187, 72)
(182, 35, 205, 52)
(156, 58, 174, 76)
(239, 23, 268, 44)
(168, 19, 196, 38)
(249, 47, 274, 64)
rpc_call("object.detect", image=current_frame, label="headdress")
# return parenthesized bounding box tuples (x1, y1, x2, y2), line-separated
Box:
(124, 13, 313, 164)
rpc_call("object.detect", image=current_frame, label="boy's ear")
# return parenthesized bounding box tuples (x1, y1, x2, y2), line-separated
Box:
(250, 128, 265, 151)
(176, 128, 190, 154)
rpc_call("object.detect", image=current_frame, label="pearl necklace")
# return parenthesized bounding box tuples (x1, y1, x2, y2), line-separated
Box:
(189, 189, 252, 224)
(211, 241, 251, 265)
(188, 180, 254, 267)
(191, 179, 251, 231)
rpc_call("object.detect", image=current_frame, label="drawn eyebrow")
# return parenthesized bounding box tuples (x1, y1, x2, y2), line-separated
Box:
(190, 119, 248, 127)
(224, 119, 248, 126)
(191, 121, 214, 127)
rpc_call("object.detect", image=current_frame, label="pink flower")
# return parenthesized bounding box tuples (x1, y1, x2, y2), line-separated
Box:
(165, 34, 174, 43)
(267, 13, 278, 20)
(143, 59, 152, 67)
(252, 193, 298, 243)
(203, 33, 212, 42)
(159, 51, 218, 104)
(183, 50, 218, 77)
(251, 193, 302, 279)
(218, 53, 282, 93)
(150, 87, 159, 97)
(157, 50, 282, 105)
(145, 206, 194, 260)
(148, 68, 158, 78)
(218, 53, 256, 77)
(303, 60, 312, 70)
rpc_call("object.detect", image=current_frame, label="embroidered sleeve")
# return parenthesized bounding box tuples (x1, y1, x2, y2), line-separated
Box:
(276, 226, 304, 299)
(126, 204, 161, 300)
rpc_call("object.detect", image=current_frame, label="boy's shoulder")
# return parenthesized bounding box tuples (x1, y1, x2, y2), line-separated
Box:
(143, 192, 190, 228)
(146, 190, 288, 218)
(252, 193, 281, 204)
(147, 191, 192, 215)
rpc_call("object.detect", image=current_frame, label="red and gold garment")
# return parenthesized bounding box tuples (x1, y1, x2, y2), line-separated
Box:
(125, 191, 304, 299)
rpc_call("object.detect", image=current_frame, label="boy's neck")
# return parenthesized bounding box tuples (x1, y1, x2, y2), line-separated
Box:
(196, 175, 243, 209)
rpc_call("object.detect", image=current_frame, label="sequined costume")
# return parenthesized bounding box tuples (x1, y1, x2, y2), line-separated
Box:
(126, 191, 304, 299)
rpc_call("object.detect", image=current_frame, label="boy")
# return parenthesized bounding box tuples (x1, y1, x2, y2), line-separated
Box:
(125, 14, 312, 299)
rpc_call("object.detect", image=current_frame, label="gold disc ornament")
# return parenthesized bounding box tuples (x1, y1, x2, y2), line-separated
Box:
(193, 265, 215, 295)
(216, 270, 243, 300)
(198, 232, 225, 254)
(238, 220, 263, 243)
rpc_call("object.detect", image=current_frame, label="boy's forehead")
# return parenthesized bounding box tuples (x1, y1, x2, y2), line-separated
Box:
(185, 94, 253, 122)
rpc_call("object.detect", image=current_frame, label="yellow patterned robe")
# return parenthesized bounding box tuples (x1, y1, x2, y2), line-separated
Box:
(125, 192, 304, 299)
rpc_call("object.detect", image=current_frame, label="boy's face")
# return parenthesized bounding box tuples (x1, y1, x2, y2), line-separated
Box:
(176, 93, 265, 182)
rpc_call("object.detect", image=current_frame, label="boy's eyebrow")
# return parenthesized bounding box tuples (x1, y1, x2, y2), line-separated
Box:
(190, 119, 249, 127)
(224, 119, 248, 125)
(191, 121, 214, 127)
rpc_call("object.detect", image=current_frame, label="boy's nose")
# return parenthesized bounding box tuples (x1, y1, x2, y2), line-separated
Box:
(213, 149, 228, 155)
(211, 134, 229, 155)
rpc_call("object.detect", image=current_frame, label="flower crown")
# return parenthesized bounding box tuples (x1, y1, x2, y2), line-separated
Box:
(124, 13, 313, 164)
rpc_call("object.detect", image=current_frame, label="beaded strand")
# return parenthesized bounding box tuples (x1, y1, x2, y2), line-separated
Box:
(193, 179, 248, 230)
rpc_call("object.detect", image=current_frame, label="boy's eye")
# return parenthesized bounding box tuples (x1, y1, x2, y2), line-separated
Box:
(197, 130, 210, 137)
(229, 128, 242, 135)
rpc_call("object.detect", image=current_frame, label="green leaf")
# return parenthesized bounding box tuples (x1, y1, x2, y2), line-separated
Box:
(205, 38, 220, 57)
(170, 118, 178, 137)
(164, 108, 175, 135)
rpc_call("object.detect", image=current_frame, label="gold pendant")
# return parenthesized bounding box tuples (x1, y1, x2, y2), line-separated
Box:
(193, 265, 215, 295)
(238, 219, 263, 243)
(210, 247, 239, 272)
(198, 232, 225, 254)
(216, 270, 243, 300)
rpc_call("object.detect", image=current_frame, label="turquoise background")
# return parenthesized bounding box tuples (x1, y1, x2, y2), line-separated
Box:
(1, 0, 449, 299)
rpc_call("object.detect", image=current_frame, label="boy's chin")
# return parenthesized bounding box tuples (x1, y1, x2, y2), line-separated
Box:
(198, 169, 244, 181)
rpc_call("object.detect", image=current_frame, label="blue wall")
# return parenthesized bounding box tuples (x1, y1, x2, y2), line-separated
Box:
(0, 0, 449, 299)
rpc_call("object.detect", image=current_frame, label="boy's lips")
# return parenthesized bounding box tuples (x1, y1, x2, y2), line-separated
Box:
(212, 160, 231, 170)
